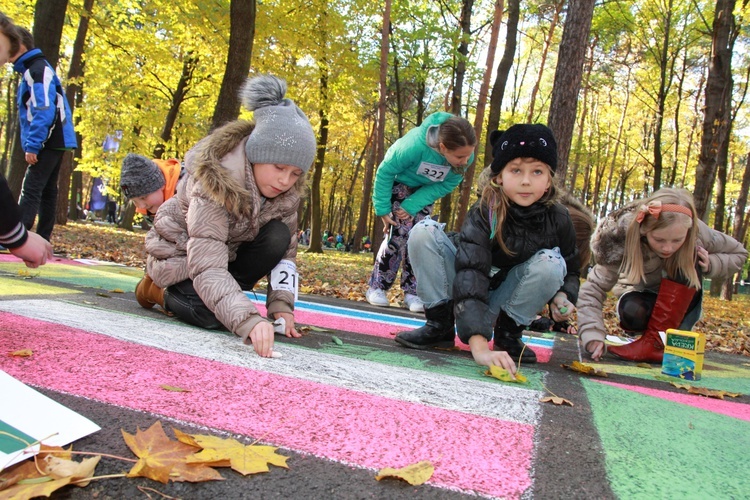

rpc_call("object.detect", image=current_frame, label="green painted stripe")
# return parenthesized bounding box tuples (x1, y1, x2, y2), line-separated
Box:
(315, 342, 546, 389)
(587, 360, 749, 394)
(0, 262, 140, 291)
(583, 378, 750, 499)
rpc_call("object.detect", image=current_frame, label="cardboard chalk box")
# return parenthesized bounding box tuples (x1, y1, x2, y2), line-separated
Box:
(661, 329, 705, 381)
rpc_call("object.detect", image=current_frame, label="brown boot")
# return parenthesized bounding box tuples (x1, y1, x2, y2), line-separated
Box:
(609, 279, 696, 363)
(135, 274, 165, 309)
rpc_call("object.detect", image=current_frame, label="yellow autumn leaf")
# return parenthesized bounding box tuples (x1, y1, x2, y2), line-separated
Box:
(109, 288, 125, 293)
(375, 460, 434, 485)
(484, 365, 528, 383)
(160, 384, 190, 392)
(174, 429, 289, 476)
(561, 361, 608, 377)
(10, 349, 33, 357)
(122, 421, 223, 484)
(670, 382, 742, 399)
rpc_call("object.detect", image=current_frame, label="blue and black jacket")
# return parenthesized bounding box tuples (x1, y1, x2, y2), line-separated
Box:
(13, 48, 77, 154)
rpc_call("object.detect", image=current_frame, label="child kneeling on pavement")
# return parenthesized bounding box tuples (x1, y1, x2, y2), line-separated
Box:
(136, 75, 316, 358)
(395, 124, 580, 374)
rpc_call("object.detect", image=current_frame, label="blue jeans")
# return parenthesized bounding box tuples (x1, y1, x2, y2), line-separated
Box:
(408, 218, 567, 327)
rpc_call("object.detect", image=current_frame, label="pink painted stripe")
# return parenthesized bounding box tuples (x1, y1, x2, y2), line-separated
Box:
(0, 312, 533, 498)
(595, 380, 750, 422)
(254, 302, 552, 363)
(0, 254, 84, 265)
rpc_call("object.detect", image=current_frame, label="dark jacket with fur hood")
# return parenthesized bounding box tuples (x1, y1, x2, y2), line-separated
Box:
(452, 175, 580, 342)
(144, 120, 301, 339)
(577, 204, 748, 349)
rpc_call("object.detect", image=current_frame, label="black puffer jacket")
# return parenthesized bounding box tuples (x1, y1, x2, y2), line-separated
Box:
(453, 200, 580, 342)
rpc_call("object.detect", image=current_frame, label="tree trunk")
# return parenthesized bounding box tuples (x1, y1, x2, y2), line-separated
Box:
(351, 121, 376, 252)
(210, 0, 256, 130)
(485, 0, 519, 164)
(694, 0, 736, 219)
(439, 0, 473, 227)
(307, 64, 329, 254)
(651, 0, 675, 192)
(371, 0, 391, 258)
(455, 0, 504, 231)
(546, 0, 596, 184)
(526, 0, 563, 123)
(153, 54, 197, 159)
(32, 0, 69, 69)
(57, 0, 94, 225)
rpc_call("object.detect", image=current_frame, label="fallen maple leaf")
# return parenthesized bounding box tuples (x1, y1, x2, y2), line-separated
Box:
(670, 382, 742, 400)
(375, 460, 434, 485)
(9, 349, 32, 357)
(174, 429, 289, 476)
(562, 361, 608, 377)
(483, 365, 528, 384)
(122, 421, 223, 484)
(540, 396, 574, 406)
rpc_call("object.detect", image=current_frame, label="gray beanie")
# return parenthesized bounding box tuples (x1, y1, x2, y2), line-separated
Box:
(120, 153, 165, 199)
(241, 75, 317, 173)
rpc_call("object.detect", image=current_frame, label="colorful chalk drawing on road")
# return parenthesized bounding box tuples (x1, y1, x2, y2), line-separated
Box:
(1, 259, 748, 498)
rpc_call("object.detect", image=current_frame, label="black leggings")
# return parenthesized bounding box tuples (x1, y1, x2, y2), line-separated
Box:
(164, 219, 290, 329)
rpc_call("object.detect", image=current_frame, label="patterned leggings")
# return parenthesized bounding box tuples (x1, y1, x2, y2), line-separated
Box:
(368, 183, 433, 294)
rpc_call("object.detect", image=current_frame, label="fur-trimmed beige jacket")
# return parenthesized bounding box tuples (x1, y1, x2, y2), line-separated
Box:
(144, 120, 300, 338)
(577, 205, 748, 349)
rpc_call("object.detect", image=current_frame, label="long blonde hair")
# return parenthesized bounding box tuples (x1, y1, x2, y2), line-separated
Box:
(480, 160, 557, 255)
(621, 187, 700, 288)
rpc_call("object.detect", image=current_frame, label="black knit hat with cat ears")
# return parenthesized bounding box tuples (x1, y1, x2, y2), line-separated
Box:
(489, 124, 557, 175)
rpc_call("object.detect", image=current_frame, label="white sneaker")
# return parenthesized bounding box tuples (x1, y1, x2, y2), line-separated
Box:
(366, 287, 390, 307)
(404, 293, 424, 313)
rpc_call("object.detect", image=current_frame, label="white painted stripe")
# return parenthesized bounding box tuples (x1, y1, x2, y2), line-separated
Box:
(0, 299, 542, 425)
(248, 292, 556, 348)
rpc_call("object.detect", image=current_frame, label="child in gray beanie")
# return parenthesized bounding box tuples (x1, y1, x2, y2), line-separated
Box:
(119, 154, 184, 215)
(137, 74, 316, 359)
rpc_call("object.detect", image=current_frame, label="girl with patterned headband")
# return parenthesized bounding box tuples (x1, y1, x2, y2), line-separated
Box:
(577, 187, 747, 363)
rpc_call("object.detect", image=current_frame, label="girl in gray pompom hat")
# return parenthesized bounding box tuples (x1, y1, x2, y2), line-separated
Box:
(137, 74, 317, 359)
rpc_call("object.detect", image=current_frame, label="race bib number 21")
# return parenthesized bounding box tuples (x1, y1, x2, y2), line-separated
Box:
(270, 259, 298, 301)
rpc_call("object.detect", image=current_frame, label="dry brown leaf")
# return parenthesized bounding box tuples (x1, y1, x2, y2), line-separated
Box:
(9, 349, 32, 357)
(562, 361, 608, 377)
(540, 396, 574, 406)
(122, 421, 223, 483)
(42, 455, 101, 486)
(670, 382, 742, 399)
(0, 459, 72, 499)
(174, 429, 289, 476)
(375, 460, 434, 485)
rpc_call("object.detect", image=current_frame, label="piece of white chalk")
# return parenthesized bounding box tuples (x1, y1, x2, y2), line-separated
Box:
(271, 351, 283, 358)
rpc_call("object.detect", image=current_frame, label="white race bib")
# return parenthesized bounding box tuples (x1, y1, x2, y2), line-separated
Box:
(416, 162, 450, 182)
(270, 259, 298, 301)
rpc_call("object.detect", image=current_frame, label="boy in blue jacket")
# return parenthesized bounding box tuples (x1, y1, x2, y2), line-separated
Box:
(0, 18, 77, 241)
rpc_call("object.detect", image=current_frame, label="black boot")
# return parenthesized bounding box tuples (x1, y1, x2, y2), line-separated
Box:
(395, 300, 455, 350)
(493, 311, 537, 363)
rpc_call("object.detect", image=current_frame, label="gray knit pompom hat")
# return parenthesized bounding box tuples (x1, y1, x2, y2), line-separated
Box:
(241, 75, 317, 173)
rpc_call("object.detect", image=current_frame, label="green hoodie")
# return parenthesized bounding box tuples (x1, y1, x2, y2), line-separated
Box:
(372, 112, 472, 216)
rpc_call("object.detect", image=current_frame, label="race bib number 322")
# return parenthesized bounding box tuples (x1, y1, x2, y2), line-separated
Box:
(416, 162, 450, 182)
(270, 259, 298, 301)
